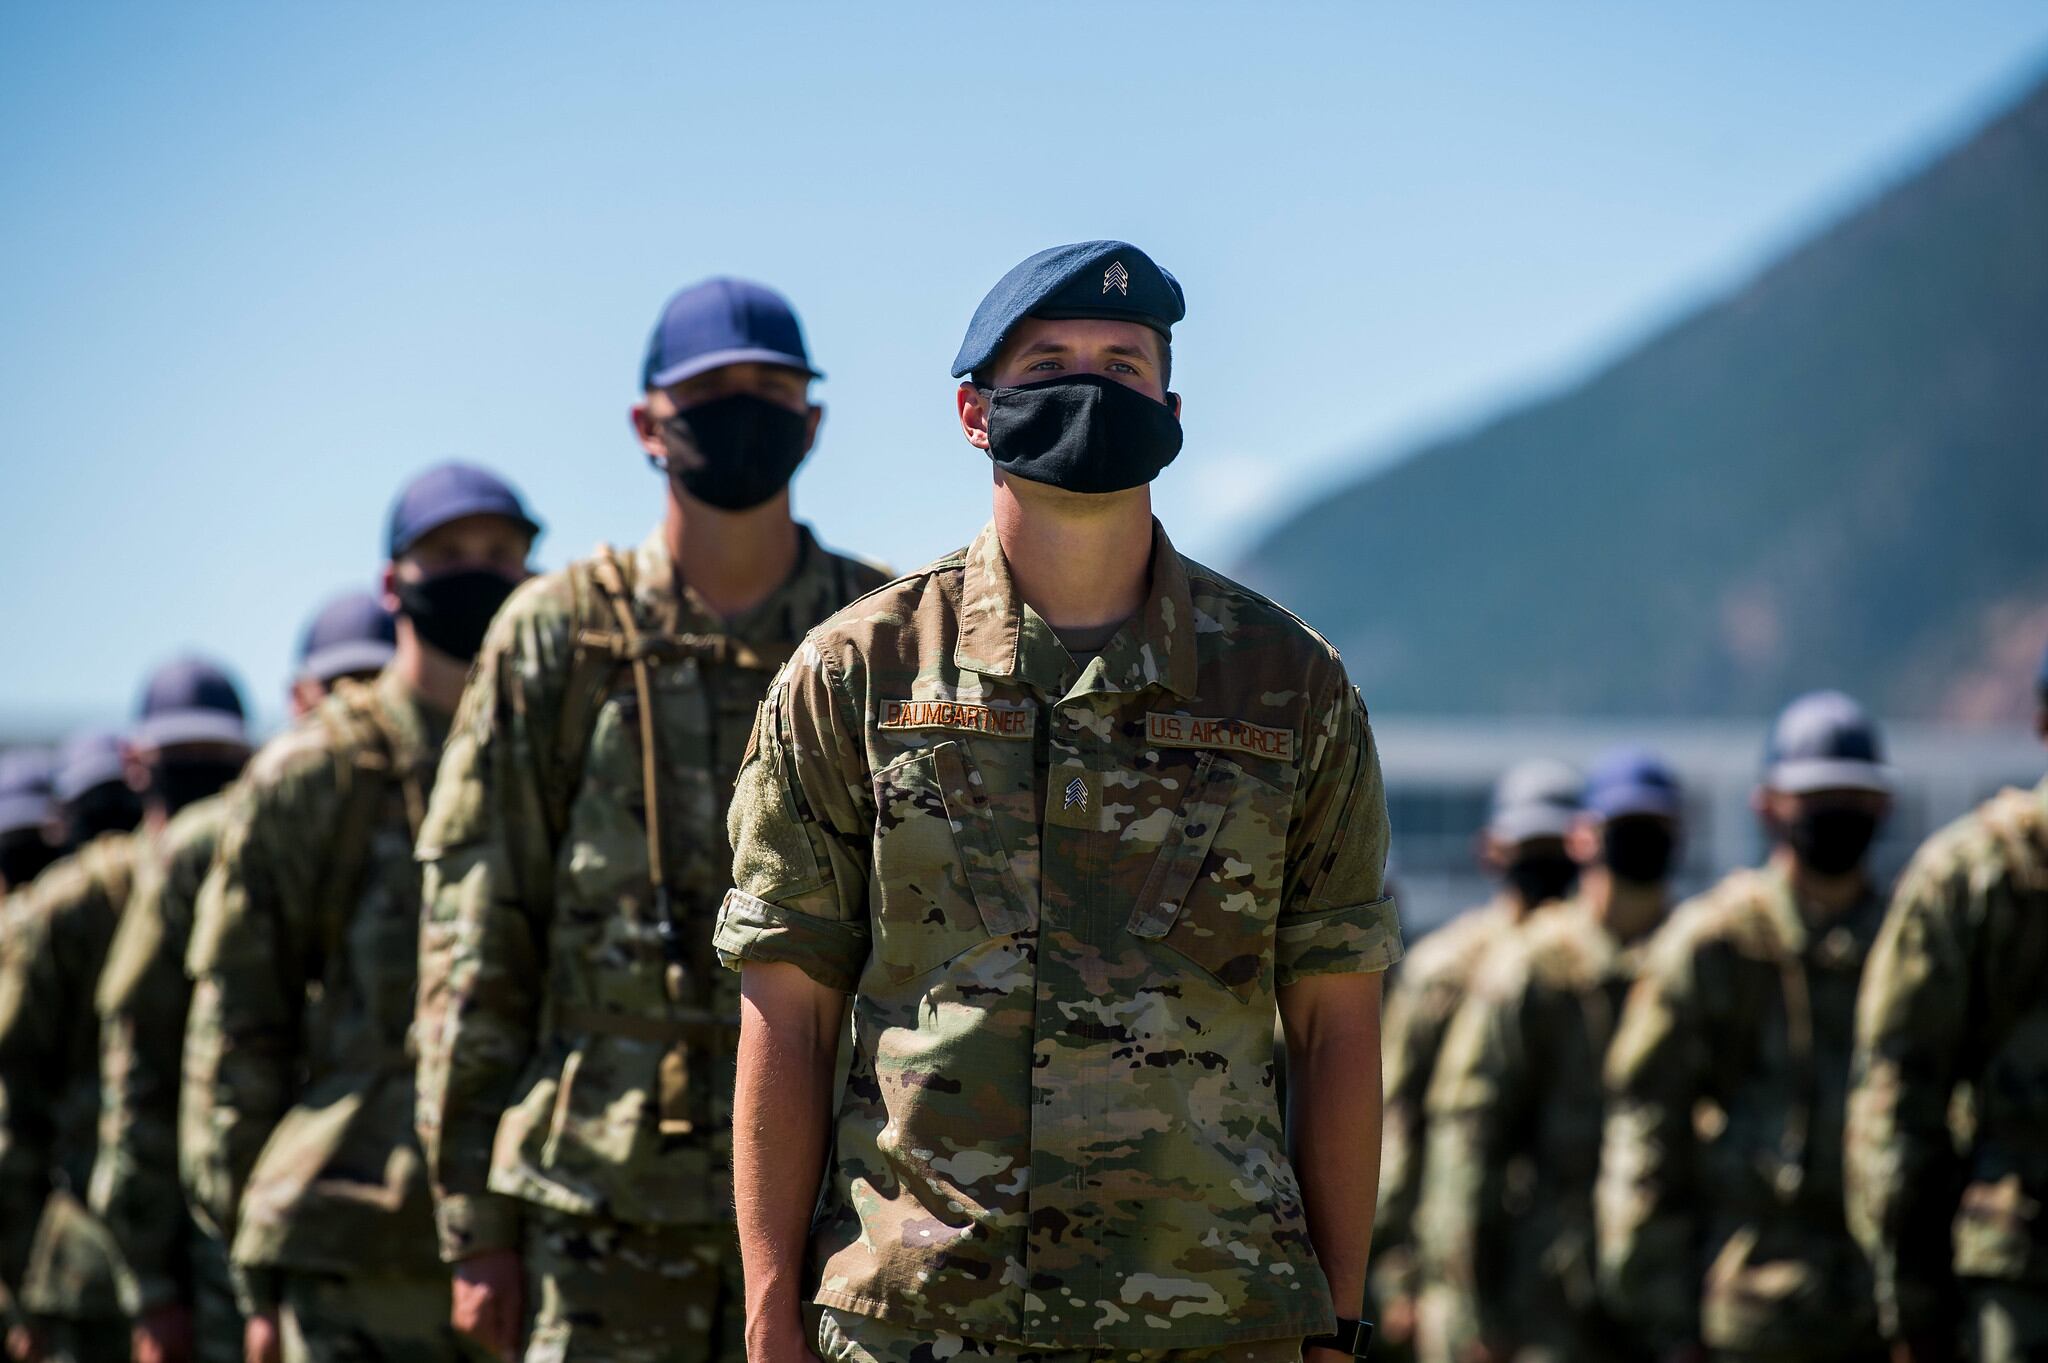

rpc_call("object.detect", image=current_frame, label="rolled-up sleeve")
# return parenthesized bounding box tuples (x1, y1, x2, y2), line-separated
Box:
(1275, 680, 1400, 985)
(717, 644, 872, 991)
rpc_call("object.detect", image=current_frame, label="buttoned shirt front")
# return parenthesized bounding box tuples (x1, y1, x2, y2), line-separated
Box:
(716, 521, 1400, 1349)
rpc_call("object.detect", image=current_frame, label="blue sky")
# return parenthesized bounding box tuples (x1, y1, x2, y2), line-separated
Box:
(3, 2, 2046, 731)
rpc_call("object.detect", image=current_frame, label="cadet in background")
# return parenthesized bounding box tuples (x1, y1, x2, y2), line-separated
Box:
(414, 280, 887, 1363)
(1417, 749, 1682, 1363)
(1374, 759, 1584, 1361)
(182, 467, 538, 1363)
(91, 591, 395, 1363)
(1847, 643, 2048, 1363)
(1601, 692, 1895, 1363)
(1, 661, 252, 1363)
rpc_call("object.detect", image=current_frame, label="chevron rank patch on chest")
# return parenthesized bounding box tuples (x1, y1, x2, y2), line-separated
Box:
(1144, 712, 1295, 762)
(878, 697, 1036, 739)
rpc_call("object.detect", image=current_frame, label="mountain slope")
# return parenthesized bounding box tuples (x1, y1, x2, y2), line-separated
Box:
(1239, 74, 2048, 722)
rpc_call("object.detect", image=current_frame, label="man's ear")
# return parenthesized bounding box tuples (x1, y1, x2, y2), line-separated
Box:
(957, 382, 992, 451)
(379, 561, 403, 616)
(1167, 390, 1183, 420)
(630, 399, 665, 461)
(801, 402, 824, 456)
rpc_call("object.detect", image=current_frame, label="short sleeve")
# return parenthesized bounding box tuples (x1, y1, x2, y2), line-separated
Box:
(1275, 680, 1400, 985)
(716, 644, 873, 991)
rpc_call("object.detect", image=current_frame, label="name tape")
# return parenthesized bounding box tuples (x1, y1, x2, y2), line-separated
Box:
(878, 698, 1035, 739)
(1145, 712, 1294, 762)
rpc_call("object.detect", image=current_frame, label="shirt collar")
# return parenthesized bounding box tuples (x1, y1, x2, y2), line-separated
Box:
(633, 522, 830, 641)
(953, 518, 1199, 699)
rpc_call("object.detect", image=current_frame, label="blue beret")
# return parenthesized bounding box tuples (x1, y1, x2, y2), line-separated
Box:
(297, 590, 398, 684)
(952, 241, 1185, 378)
(134, 655, 249, 752)
(387, 462, 542, 559)
(1584, 746, 1683, 820)
(1764, 690, 1892, 794)
(644, 278, 821, 390)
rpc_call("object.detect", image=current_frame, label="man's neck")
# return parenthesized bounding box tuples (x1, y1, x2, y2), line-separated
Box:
(392, 633, 466, 716)
(1768, 845, 1868, 919)
(1583, 867, 1666, 945)
(664, 489, 801, 621)
(992, 478, 1153, 631)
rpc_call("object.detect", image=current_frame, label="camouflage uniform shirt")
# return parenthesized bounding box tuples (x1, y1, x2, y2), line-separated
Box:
(90, 792, 230, 1316)
(1419, 896, 1643, 1360)
(1846, 777, 2048, 1341)
(1373, 899, 1516, 1317)
(182, 669, 450, 1313)
(0, 831, 137, 1324)
(415, 527, 888, 1260)
(714, 521, 1402, 1349)
(1600, 863, 1886, 1357)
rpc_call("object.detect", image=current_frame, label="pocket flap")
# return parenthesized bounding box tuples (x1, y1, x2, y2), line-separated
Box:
(1127, 753, 1226, 940)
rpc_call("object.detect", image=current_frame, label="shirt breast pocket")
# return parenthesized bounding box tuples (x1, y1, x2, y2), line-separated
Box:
(870, 741, 1034, 984)
(1126, 752, 1291, 1002)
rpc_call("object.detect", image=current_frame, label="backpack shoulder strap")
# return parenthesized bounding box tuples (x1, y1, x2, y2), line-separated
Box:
(545, 545, 636, 837)
(315, 682, 397, 978)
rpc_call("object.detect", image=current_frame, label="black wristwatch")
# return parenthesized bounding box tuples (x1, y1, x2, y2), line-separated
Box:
(1304, 1318, 1374, 1358)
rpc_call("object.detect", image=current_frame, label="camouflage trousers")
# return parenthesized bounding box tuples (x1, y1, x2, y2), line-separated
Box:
(279, 1269, 487, 1363)
(521, 1211, 742, 1363)
(1968, 1280, 2048, 1363)
(815, 1307, 1310, 1363)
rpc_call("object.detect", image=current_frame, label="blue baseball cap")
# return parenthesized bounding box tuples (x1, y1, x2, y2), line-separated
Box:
(386, 462, 542, 559)
(1585, 747, 1683, 820)
(1764, 690, 1893, 794)
(642, 278, 821, 391)
(297, 590, 398, 684)
(133, 656, 250, 752)
(0, 748, 56, 837)
(1488, 759, 1584, 842)
(952, 240, 1185, 379)
(53, 730, 129, 804)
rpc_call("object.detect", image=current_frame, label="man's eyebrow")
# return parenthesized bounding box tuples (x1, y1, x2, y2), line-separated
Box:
(1102, 342, 1151, 359)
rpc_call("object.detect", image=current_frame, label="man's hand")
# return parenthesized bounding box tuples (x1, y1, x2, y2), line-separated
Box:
(1304, 1348, 1357, 1363)
(4, 1323, 42, 1363)
(241, 1313, 281, 1363)
(451, 1248, 524, 1361)
(132, 1303, 194, 1363)
(1377, 1292, 1416, 1347)
(743, 1314, 824, 1363)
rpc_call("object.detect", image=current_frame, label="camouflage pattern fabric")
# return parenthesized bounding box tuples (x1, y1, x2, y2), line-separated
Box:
(1416, 897, 1638, 1363)
(182, 668, 451, 1324)
(412, 530, 883, 1271)
(89, 791, 237, 1338)
(1372, 898, 1515, 1355)
(278, 1270, 488, 1363)
(0, 830, 137, 1330)
(715, 520, 1400, 1349)
(1600, 863, 1886, 1359)
(813, 1306, 1310, 1363)
(522, 1209, 743, 1363)
(1846, 777, 2048, 1360)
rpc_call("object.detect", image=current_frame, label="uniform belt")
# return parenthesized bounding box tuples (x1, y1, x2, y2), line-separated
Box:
(554, 1003, 741, 1044)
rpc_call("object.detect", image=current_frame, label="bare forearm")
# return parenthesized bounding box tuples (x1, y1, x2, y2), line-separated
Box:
(734, 964, 844, 1348)
(1283, 977, 1386, 1319)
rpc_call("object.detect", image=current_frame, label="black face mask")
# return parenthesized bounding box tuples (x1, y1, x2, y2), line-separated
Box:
(64, 781, 143, 845)
(395, 568, 520, 663)
(1604, 817, 1677, 886)
(149, 756, 245, 817)
(983, 375, 1183, 494)
(1505, 850, 1579, 909)
(656, 394, 810, 511)
(1784, 806, 1881, 877)
(0, 828, 60, 892)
